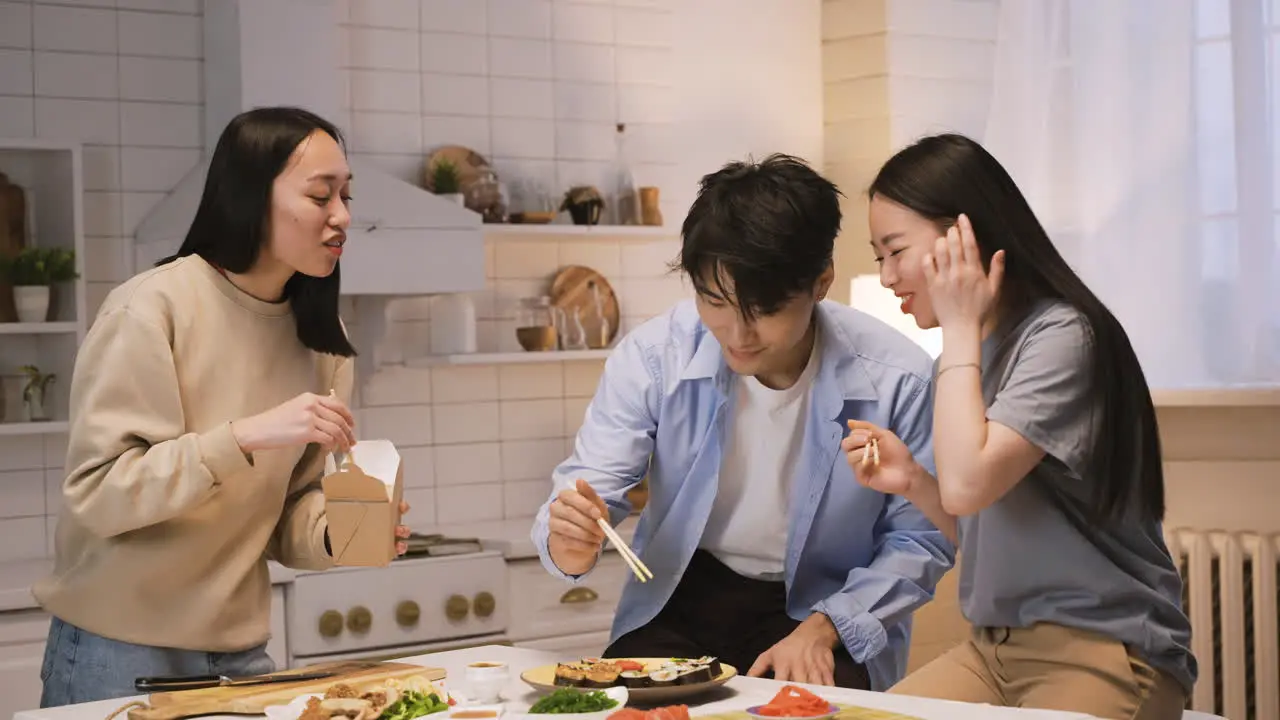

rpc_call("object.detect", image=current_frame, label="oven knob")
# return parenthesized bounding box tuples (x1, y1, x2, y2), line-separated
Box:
(396, 600, 421, 627)
(346, 606, 373, 634)
(319, 610, 344, 638)
(473, 591, 496, 618)
(445, 594, 470, 622)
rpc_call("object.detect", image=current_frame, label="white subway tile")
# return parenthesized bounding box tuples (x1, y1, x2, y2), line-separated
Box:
(120, 147, 199, 192)
(619, 238, 679, 276)
(350, 69, 421, 113)
(362, 404, 434, 446)
(34, 97, 119, 144)
(487, 0, 551, 39)
(491, 117, 555, 158)
(349, 152, 422, 186)
(503, 479, 550, 518)
(554, 159, 610, 194)
(118, 56, 200, 104)
(421, 73, 489, 116)
(120, 191, 165, 235)
(0, 2, 33, 49)
(349, 0, 420, 30)
(0, 49, 32, 96)
(420, 31, 487, 75)
(553, 42, 614, 83)
(498, 364, 564, 400)
(421, 0, 486, 34)
(431, 366, 499, 404)
(488, 37, 552, 79)
(552, 2, 613, 44)
(617, 84, 673, 124)
(363, 365, 434, 406)
(0, 437, 45, 472)
(83, 236, 130, 283)
(563, 360, 605, 397)
(44, 469, 62, 517)
(613, 7, 672, 47)
(0, 470, 45, 519)
(887, 35, 994, 82)
(558, 241, 621, 279)
(554, 81, 614, 122)
(43, 435, 67, 467)
(488, 157, 558, 203)
(435, 483, 503, 523)
(499, 438, 565, 481)
(622, 121, 675, 164)
(614, 45, 672, 86)
(617, 275, 688, 316)
(348, 28, 420, 71)
(0, 517, 46, 561)
(117, 0, 201, 12)
(33, 4, 116, 53)
(120, 102, 201, 147)
(500, 398, 563, 440)
(118, 11, 201, 59)
(555, 121, 615, 161)
(401, 487, 437, 530)
(562, 396, 590, 436)
(82, 191, 123, 237)
(400, 445, 435, 488)
(432, 402, 501, 444)
(422, 115, 491, 155)
(434, 442, 502, 485)
(350, 111, 423, 154)
(492, 318, 521, 352)
(32, 50, 115, 99)
(493, 240, 559, 279)
(489, 78, 554, 119)
(0, 96, 34, 137)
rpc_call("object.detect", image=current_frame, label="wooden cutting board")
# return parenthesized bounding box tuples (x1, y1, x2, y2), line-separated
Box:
(548, 265, 620, 349)
(123, 660, 447, 720)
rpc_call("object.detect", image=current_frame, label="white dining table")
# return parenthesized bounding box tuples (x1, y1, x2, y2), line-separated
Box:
(11, 644, 1225, 720)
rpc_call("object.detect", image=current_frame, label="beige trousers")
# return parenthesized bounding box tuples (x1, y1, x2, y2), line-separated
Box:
(888, 623, 1188, 720)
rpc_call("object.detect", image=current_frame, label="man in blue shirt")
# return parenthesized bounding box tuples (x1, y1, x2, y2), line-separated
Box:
(530, 155, 954, 691)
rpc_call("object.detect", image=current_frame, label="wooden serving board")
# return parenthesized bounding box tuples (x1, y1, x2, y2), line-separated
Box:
(125, 661, 446, 720)
(548, 265, 620, 348)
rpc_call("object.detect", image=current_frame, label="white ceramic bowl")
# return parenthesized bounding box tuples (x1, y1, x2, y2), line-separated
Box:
(521, 685, 629, 720)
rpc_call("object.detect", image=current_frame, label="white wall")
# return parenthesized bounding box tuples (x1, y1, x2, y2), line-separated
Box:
(0, 0, 823, 563)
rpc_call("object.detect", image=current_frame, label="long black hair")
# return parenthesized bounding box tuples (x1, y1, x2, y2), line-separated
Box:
(869, 133, 1164, 525)
(159, 106, 356, 357)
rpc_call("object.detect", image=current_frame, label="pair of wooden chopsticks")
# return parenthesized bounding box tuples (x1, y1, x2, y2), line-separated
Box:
(598, 518, 653, 583)
(860, 437, 880, 469)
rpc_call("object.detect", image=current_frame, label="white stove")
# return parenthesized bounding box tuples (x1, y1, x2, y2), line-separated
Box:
(284, 547, 510, 666)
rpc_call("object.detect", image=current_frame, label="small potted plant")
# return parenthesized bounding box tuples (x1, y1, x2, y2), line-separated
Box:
(430, 159, 465, 206)
(20, 364, 54, 422)
(0, 247, 78, 323)
(560, 186, 604, 226)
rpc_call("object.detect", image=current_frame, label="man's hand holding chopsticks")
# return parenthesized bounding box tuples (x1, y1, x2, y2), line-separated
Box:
(548, 478, 610, 576)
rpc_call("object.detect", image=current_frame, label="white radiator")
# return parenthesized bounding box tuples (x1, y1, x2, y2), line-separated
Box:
(1167, 528, 1280, 720)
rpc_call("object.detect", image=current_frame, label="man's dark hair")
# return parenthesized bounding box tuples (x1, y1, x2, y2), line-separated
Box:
(676, 153, 843, 319)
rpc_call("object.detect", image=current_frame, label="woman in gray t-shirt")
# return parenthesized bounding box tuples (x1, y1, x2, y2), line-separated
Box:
(841, 133, 1196, 719)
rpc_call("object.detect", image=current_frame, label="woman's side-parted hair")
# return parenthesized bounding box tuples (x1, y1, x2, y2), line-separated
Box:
(869, 133, 1164, 526)
(158, 106, 357, 358)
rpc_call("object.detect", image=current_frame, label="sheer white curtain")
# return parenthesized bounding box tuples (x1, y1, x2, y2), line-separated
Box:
(981, 0, 1279, 390)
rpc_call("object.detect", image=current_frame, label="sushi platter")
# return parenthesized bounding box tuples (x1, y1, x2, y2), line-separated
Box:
(520, 657, 736, 702)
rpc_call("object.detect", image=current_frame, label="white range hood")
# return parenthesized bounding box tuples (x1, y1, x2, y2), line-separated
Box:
(133, 0, 485, 375)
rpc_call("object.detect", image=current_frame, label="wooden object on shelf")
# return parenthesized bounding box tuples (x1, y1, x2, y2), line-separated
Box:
(0, 171, 26, 322)
(639, 187, 663, 226)
(126, 660, 446, 720)
(549, 265, 619, 349)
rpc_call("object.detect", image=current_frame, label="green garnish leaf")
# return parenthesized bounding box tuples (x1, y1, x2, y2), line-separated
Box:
(529, 688, 620, 714)
(379, 690, 451, 720)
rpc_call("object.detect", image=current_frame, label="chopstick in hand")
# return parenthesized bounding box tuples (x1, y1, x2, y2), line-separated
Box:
(860, 437, 880, 469)
(597, 517, 653, 583)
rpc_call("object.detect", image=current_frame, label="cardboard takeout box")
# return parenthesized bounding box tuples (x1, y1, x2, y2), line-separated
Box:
(322, 439, 404, 567)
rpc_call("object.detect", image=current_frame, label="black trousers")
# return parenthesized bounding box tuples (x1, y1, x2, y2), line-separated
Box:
(603, 550, 871, 690)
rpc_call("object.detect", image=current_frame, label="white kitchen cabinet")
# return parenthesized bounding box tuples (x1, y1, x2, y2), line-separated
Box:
(506, 554, 627, 644)
(0, 610, 50, 720)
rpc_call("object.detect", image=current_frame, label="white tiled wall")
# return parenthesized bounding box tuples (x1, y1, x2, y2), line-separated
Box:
(0, 0, 822, 562)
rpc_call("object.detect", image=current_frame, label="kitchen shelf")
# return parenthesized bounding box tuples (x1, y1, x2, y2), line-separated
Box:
(0, 322, 78, 335)
(0, 421, 69, 436)
(405, 349, 612, 367)
(483, 224, 673, 239)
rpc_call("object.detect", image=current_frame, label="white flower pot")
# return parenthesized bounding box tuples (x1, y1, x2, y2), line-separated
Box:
(14, 286, 50, 323)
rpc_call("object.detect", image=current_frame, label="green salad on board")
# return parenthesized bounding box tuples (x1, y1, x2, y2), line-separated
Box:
(379, 690, 450, 720)
(528, 688, 620, 714)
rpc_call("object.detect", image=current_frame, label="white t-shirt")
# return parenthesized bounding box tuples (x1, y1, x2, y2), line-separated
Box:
(699, 328, 822, 580)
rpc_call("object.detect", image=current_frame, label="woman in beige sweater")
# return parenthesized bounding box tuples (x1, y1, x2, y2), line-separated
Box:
(34, 107, 410, 706)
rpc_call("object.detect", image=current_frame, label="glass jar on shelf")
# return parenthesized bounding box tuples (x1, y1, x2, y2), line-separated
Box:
(515, 296, 558, 352)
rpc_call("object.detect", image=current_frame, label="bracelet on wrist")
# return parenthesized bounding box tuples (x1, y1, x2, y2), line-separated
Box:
(935, 362, 980, 380)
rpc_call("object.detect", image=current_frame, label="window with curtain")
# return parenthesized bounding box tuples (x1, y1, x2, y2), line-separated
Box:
(982, 0, 1279, 389)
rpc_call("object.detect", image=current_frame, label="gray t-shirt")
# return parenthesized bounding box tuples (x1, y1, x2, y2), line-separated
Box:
(955, 300, 1197, 693)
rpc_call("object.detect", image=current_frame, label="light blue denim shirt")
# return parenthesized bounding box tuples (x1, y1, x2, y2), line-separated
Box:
(531, 299, 955, 691)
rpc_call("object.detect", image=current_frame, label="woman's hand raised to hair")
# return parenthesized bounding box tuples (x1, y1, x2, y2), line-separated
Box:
(231, 392, 357, 454)
(922, 213, 1005, 330)
(842, 420, 918, 497)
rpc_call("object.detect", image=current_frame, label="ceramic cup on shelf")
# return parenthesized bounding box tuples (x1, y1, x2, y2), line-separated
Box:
(464, 660, 509, 704)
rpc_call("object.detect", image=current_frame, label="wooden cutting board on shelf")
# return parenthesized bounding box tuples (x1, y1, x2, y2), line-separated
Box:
(124, 660, 446, 720)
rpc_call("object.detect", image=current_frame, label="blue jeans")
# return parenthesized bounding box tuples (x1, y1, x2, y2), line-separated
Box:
(40, 616, 275, 707)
